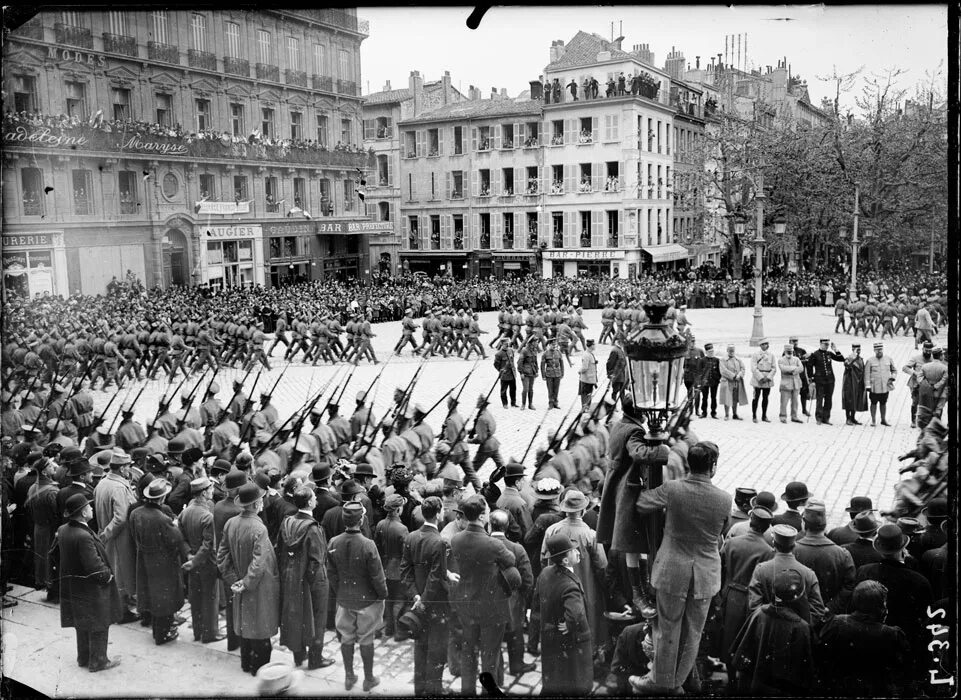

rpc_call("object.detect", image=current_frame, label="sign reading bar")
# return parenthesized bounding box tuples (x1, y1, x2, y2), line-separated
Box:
(544, 249, 623, 260)
(316, 220, 390, 234)
(202, 225, 262, 239)
(196, 200, 251, 215)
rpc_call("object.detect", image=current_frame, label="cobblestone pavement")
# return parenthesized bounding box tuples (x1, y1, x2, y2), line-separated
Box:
(4, 306, 940, 696)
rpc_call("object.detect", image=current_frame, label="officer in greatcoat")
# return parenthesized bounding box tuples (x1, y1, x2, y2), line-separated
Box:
(179, 476, 223, 643)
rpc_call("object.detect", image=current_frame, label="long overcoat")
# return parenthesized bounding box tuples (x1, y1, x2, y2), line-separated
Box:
(841, 355, 868, 411)
(532, 564, 593, 696)
(277, 512, 326, 652)
(128, 501, 189, 616)
(57, 519, 124, 629)
(218, 511, 281, 639)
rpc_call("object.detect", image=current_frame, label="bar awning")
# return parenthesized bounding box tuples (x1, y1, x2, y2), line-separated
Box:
(642, 244, 691, 263)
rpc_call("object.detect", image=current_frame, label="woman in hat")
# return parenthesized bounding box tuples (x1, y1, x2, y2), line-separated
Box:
(128, 478, 189, 645)
(218, 482, 281, 675)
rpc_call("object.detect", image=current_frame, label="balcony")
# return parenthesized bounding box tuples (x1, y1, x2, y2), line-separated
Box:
(336, 79, 359, 96)
(285, 69, 308, 88)
(22, 198, 43, 217)
(408, 236, 420, 250)
(284, 9, 369, 36)
(120, 200, 138, 215)
(15, 17, 43, 40)
(528, 232, 539, 248)
(312, 75, 333, 91)
(2, 117, 375, 170)
(523, 136, 540, 148)
(148, 41, 179, 64)
(55, 23, 93, 49)
(188, 49, 217, 71)
(552, 233, 563, 247)
(224, 57, 249, 77)
(453, 235, 465, 251)
(74, 198, 92, 216)
(102, 33, 137, 57)
(256, 63, 280, 82)
(608, 235, 620, 247)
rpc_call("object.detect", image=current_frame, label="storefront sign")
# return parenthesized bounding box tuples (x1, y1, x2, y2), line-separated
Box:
(3, 125, 88, 148)
(119, 133, 188, 156)
(265, 222, 315, 236)
(202, 225, 262, 239)
(47, 45, 107, 67)
(544, 249, 623, 260)
(196, 200, 251, 215)
(316, 220, 387, 234)
(2, 233, 53, 248)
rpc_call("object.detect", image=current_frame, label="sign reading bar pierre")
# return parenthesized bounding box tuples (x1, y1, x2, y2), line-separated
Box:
(544, 249, 623, 260)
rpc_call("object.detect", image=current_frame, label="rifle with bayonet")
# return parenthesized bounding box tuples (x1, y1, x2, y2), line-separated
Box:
(255, 365, 346, 457)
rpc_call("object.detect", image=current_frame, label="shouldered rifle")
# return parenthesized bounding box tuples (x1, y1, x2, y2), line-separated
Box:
(175, 368, 211, 428)
(663, 387, 696, 439)
(107, 379, 150, 434)
(217, 364, 255, 424)
(157, 369, 194, 423)
(465, 374, 501, 441)
(256, 365, 345, 457)
(414, 362, 477, 428)
(380, 355, 429, 440)
(520, 405, 553, 465)
(264, 364, 290, 400)
(535, 394, 583, 470)
(49, 360, 97, 435)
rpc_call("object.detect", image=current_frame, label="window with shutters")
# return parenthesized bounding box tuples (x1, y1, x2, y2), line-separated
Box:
(290, 111, 302, 140)
(234, 175, 248, 201)
(13, 75, 38, 113)
(225, 22, 241, 58)
(527, 212, 539, 247)
(579, 212, 591, 247)
(155, 93, 172, 126)
(607, 211, 619, 247)
(264, 177, 280, 212)
(428, 128, 439, 156)
(257, 30, 271, 64)
(525, 166, 538, 195)
(375, 116, 391, 139)
(108, 11, 128, 36)
(152, 11, 168, 44)
(479, 170, 490, 197)
(316, 114, 328, 147)
(64, 81, 87, 119)
(111, 87, 130, 120)
(451, 171, 464, 199)
(20, 168, 44, 216)
(479, 214, 491, 250)
(604, 114, 619, 142)
(403, 131, 416, 158)
(118, 171, 138, 214)
(343, 178, 354, 211)
(429, 215, 441, 249)
(605, 162, 620, 191)
(340, 118, 351, 145)
(578, 117, 593, 144)
(501, 124, 514, 149)
(261, 107, 274, 138)
(71, 169, 92, 215)
(503, 213, 515, 249)
(377, 155, 390, 186)
(199, 173, 216, 200)
(524, 121, 540, 147)
(408, 216, 420, 249)
(313, 44, 326, 75)
(195, 99, 211, 131)
(502, 168, 514, 196)
(550, 165, 563, 194)
(230, 103, 245, 137)
(453, 215, 465, 250)
(477, 126, 491, 151)
(287, 37, 300, 70)
(191, 14, 207, 52)
(551, 212, 563, 247)
(453, 126, 464, 155)
(338, 49, 350, 81)
(577, 164, 592, 193)
(550, 120, 564, 145)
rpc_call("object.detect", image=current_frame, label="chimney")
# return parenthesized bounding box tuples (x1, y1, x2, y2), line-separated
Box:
(549, 39, 566, 63)
(383, 79, 391, 91)
(529, 79, 544, 101)
(633, 43, 654, 65)
(468, 84, 481, 101)
(696, 56, 700, 69)
(442, 70, 452, 105)
(409, 70, 424, 116)
(611, 37, 623, 51)
(500, 87, 507, 98)
(664, 46, 685, 79)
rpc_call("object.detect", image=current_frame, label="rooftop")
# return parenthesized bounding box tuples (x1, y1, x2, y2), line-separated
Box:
(363, 80, 445, 105)
(401, 97, 542, 124)
(546, 30, 633, 71)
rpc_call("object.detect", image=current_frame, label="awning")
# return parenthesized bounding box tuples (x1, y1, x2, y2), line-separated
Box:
(642, 244, 691, 263)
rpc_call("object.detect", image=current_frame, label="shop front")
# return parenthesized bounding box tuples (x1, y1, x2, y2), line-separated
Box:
(2, 231, 68, 300)
(200, 224, 265, 289)
(265, 221, 317, 287)
(401, 251, 468, 279)
(542, 248, 638, 279)
(366, 231, 400, 278)
(491, 252, 537, 279)
(316, 219, 395, 281)
(641, 243, 691, 271)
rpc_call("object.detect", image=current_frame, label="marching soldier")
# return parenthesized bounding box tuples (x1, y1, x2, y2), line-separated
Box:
(394, 309, 420, 356)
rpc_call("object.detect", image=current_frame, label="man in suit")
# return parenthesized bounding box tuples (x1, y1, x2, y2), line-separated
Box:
(826, 495, 874, 546)
(630, 441, 732, 695)
(806, 338, 845, 424)
(449, 495, 518, 696)
(495, 461, 533, 544)
(401, 496, 456, 695)
(772, 481, 811, 531)
(310, 464, 341, 521)
(179, 476, 223, 643)
(841, 511, 884, 570)
(490, 510, 536, 681)
(58, 493, 123, 672)
(533, 533, 593, 696)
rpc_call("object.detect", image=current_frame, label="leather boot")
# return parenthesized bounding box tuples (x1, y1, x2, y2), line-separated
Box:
(632, 584, 656, 620)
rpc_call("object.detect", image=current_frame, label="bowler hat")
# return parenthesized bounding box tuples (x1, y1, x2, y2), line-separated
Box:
(339, 479, 364, 496)
(211, 459, 232, 475)
(63, 493, 90, 518)
(59, 446, 84, 464)
(505, 461, 526, 479)
(780, 482, 811, 502)
(849, 511, 881, 535)
(896, 517, 922, 535)
(921, 497, 948, 522)
(181, 446, 204, 465)
(311, 464, 332, 482)
(545, 533, 577, 561)
(166, 438, 187, 455)
(874, 523, 909, 554)
(845, 496, 874, 513)
(224, 469, 247, 491)
(236, 482, 265, 507)
(773, 569, 805, 603)
(750, 491, 778, 513)
(353, 463, 376, 478)
(559, 490, 588, 513)
(397, 608, 425, 639)
(67, 459, 95, 477)
(143, 478, 172, 499)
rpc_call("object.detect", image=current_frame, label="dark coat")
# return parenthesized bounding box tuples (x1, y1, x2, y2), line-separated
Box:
(841, 356, 868, 411)
(449, 522, 516, 625)
(326, 529, 387, 610)
(492, 532, 533, 632)
(730, 604, 814, 695)
(808, 348, 844, 384)
(57, 520, 123, 629)
(277, 511, 326, 652)
(217, 511, 281, 639)
(815, 612, 912, 696)
(532, 564, 593, 696)
(826, 523, 858, 546)
(57, 482, 97, 532)
(715, 529, 774, 662)
(842, 538, 884, 569)
(400, 523, 450, 614)
(794, 532, 857, 613)
(373, 515, 409, 580)
(128, 502, 189, 616)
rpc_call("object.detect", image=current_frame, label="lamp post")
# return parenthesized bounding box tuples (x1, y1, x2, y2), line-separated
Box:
(748, 173, 766, 346)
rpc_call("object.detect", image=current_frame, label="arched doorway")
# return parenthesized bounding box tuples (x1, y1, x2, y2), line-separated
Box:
(163, 228, 189, 287)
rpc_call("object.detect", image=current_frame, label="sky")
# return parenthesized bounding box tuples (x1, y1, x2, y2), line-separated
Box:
(358, 5, 947, 111)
